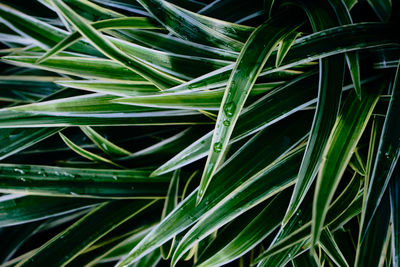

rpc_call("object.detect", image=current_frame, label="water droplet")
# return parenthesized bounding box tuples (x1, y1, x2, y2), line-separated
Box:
(14, 168, 25, 175)
(223, 120, 230, 126)
(70, 192, 78, 196)
(213, 142, 223, 153)
(385, 145, 393, 159)
(200, 140, 205, 144)
(19, 177, 26, 182)
(112, 175, 118, 181)
(223, 102, 236, 117)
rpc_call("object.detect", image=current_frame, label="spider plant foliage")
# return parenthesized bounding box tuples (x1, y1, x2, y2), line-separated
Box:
(0, 0, 398, 266)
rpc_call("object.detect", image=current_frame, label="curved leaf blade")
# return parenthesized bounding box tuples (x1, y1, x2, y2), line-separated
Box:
(80, 126, 131, 157)
(312, 83, 383, 246)
(283, 0, 346, 225)
(359, 62, 400, 252)
(59, 132, 123, 168)
(198, 11, 301, 204)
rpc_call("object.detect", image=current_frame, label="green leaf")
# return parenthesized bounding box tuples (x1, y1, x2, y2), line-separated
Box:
(160, 169, 180, 259)
(283, 0, 346, 225)
(51, 0, 183, 89)
(112, 82, 279, 110)
(80, 126, 131, 157)
(0, 93, 211, 128)
(360, 63, 400, 245)
(312, 83, 382, 246)
(276, 31, 300, 67)
(348, 149, 366, 176)
(0, 163, 170, 198)
(196, 192, 291, 267)
(152, 74, 317, 176)
(18, 199, 157, 267)
(197, 11, 301, 204)
(115, 115, 310, 266)
(0, 194, 100, 227)
(59, 132, 124, 168)
(2, 56, 147, 81)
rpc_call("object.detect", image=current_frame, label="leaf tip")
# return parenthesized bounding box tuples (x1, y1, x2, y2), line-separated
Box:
(195, 191, 203, 206)
(149, 171, 158, 177)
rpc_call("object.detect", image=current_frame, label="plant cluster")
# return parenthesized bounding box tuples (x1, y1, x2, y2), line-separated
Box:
(0, 0, 398, 266)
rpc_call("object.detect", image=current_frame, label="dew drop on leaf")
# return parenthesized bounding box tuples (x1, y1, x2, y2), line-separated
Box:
(14, 168, 25, 175)
(223, 120, 230, 126)
(223, 102, 236, 117)
(213, 142, 223, 152)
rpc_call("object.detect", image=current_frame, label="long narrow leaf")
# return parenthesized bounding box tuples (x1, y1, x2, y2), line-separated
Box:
(360, 63, 400, 244)
(283, 0, 346, 225)
(0, 163, 170, 198)
(312, 82, 382, 245)
(59, 132, 123, 168)
(80, 126, 131, 157)
(198, 11, 301, 204)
